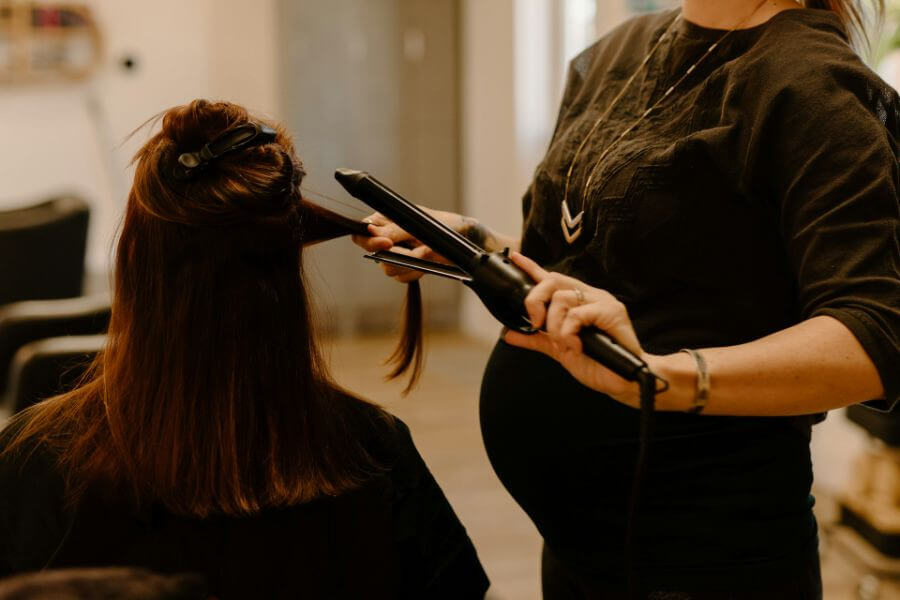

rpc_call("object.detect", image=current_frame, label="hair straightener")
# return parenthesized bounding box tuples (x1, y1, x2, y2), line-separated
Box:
(334, 168, 664, 389)
(334, 167, 664, 594)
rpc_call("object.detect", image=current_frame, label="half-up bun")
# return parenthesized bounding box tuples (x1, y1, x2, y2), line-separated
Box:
(1, 98, 407, 521)
(127, 99, 426, 394)
(132, 99, 301, 227)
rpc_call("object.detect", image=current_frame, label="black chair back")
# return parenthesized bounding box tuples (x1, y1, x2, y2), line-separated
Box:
(0, 294, 110, 394)
(847, 404, 900, 446)
(0, 196, 90, 305)
(5, 334, 106, 414)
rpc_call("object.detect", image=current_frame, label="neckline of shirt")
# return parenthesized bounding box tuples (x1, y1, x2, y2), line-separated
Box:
(675, 7, 842, 42)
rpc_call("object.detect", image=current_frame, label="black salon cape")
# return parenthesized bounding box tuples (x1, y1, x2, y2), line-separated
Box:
(0, 408, 489, 600)
(481, 7, 899, 595)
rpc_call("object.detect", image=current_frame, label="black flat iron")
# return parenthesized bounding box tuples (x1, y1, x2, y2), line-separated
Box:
(337, 168, 665, 593)
(334, 168, 661, 386)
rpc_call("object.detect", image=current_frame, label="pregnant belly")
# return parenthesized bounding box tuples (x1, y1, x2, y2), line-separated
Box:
(478, 339, 645, 549)
(478, 339, 816, 566)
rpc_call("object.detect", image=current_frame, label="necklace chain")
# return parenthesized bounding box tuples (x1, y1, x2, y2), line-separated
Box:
(560, 1, 769, 244)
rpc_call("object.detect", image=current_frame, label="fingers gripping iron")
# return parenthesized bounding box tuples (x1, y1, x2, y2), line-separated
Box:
(335, 168, 654, 383)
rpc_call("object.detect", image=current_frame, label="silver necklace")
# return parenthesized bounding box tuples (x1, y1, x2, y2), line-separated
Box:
(560, 1, 768, 244)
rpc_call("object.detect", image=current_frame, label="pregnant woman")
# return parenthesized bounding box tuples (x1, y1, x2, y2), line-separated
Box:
(354, 0, 900, 597)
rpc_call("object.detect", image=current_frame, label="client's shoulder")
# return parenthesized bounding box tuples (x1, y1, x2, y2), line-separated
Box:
(0, 411, 53, 471)
(0, 412, 69, 575)
(331, 389, 424, 480)
(0, 412, 65, 503)
(329, 388, 405, 445)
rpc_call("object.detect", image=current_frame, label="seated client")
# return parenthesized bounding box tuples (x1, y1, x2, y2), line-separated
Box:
(0, 100, 489, 600)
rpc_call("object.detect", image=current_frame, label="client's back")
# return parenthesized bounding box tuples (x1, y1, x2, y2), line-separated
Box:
(0, 100, 488, 600)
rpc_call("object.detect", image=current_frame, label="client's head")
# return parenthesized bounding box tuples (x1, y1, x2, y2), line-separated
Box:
(7, 100, 382, 517)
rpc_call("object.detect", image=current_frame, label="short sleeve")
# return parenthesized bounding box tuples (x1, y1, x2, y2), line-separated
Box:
(766, 59, 900, 411)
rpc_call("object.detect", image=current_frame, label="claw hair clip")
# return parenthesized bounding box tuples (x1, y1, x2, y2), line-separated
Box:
(173, 122, 277, 181)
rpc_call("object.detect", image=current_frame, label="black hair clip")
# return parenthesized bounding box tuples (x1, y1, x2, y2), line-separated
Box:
(173, 122, 277, 181)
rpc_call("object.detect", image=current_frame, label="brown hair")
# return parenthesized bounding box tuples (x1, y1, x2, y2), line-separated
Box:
(804, 0, 886, 50)
(387, 282, 424, 393)
(298, 198, 424, 392)
(2, 100, 393, 517)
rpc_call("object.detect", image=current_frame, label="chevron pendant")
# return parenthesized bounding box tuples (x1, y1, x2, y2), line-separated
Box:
(560, 200, 584, 244)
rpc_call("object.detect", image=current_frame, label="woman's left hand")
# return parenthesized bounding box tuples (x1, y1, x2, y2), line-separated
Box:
(502, 252, 648, 408)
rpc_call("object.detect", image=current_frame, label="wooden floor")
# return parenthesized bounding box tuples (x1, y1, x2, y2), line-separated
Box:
(327, 333, 900, 600)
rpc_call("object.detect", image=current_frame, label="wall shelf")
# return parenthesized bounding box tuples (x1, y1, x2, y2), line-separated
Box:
(0, 1, 102, 84)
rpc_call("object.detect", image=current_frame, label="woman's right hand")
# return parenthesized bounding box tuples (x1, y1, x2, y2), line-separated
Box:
(352, 210, 463, 283)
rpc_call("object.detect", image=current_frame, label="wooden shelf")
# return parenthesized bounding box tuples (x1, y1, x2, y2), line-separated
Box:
(0, 1, 102, 84)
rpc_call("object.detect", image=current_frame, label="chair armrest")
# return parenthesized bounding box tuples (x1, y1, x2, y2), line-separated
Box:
(4, 334, 106, 414)
(0, 294, 110, 393)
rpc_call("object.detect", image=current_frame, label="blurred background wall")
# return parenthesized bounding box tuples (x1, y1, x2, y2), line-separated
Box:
(0, 0, 281, 279)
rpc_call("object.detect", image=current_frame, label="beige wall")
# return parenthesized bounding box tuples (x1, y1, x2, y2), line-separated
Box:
(460, 0, 567, 341)
(0, 0, 279, 273)
(209, 0, 280, 118)
(459, 0, 521, 341)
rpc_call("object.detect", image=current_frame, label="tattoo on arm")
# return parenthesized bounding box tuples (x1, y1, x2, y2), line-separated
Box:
(459, 217, 499, 251)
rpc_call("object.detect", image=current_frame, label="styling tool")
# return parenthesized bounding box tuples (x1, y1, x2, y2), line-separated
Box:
(335, 168, 666, 595)
(334, 168, 661, 385)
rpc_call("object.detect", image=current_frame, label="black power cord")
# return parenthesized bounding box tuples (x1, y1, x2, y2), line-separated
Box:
(625, 368, 663, 599)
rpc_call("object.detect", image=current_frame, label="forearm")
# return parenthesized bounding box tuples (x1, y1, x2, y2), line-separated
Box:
(649, 315, 886, 416)
(457, 216, 520, 253)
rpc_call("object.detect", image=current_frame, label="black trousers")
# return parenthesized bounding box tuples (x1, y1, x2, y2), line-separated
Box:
(541, 544, 823, 600)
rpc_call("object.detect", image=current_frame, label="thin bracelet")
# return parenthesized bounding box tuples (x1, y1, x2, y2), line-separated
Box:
(679, 348, 710, 414)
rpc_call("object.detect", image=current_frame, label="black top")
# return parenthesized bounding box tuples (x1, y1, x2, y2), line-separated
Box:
(480, 7, 899, 593)
(523, 8, 899, 403)
(0, 404, 489, 600)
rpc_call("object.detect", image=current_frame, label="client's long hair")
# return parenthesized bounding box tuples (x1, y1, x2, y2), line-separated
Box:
(3, 100, 393, 517)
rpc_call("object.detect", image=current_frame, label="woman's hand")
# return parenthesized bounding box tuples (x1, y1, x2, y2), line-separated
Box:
(502, 252, 650, 408)
(351, 210, 463, 283)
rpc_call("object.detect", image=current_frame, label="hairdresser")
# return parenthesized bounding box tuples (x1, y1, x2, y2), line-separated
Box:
(354, 0, 900, 598)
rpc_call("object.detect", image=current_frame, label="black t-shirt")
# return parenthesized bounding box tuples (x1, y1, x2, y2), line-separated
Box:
(522, 8, 899, 404)
(0, 401, 489, 600)
(480, 7, 899, 592)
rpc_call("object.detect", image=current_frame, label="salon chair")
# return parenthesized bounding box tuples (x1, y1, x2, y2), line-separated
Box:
(0, 196, 90, 305)
(0, 294, 110, 396)
(839, 405, 900, 558)
(5, 334, 105, 415)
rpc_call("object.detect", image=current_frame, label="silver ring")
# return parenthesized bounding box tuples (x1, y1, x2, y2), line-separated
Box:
(573, 288, 585, 306)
